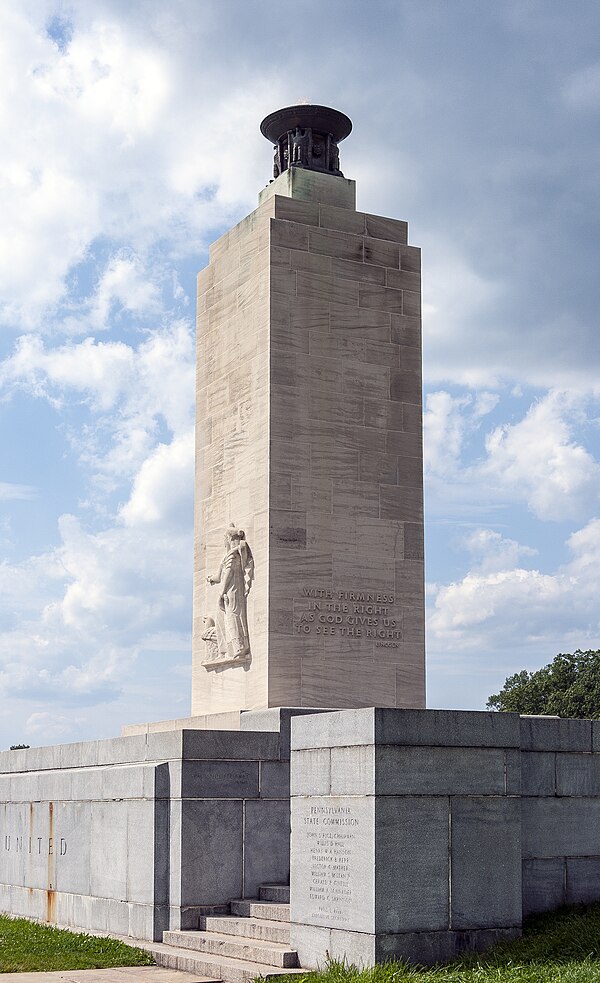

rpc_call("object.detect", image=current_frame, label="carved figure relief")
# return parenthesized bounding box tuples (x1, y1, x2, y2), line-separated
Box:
(271, 128, 342, 178)
(329, 142, 340, 173)
(312, 134, 324, 163)
(273, 141, 287, 178)
(290, 127, 311, 167)
(200, 616, 219, 661)
(202, 524, 254, 670)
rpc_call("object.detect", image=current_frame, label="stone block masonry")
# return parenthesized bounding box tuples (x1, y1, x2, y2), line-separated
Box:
(289, 708, 600, 967)
(4, 708, 600, 966)
(0, 728, 289, 941)
(520, 716, 600, 914)
(193, 164, 425, 716)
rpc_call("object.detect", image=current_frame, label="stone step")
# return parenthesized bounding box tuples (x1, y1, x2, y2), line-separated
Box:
(146, 939, 304, 983)
(229, 900, 290, 922)
(203, 915, 290, 945)
(259, 884, 290, 903)
(163, 930, 299, 968)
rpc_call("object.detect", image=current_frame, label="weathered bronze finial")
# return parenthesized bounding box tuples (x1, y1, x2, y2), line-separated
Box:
(260, 104, 352, 180)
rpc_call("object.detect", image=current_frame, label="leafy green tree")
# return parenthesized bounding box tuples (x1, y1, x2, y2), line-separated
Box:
(487, 649, 600, 718)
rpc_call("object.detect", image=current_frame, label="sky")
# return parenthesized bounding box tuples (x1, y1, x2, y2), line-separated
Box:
(1, 0, 600, 748)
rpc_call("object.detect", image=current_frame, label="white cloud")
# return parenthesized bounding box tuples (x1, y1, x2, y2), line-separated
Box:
(33, 19, 170, 141)
(430, 567, 564, 644)
(1, 333, 135, 408)
(120, 430, 194, 527)
(0, 551, 65, 618)
(473, 392, 500, 418)
(424, 387, 600, 707)
(49, 511, 191, 636)
(0, 653, 129, 706)
(0, 308, 195, 722)
(424, 389, 501, 479)
(0, 4, 275, 331)
(25, 711, 81, 741)
(422, 247, 504, 388)
(425, 388, 600, 524)
(429, 516, 600, 657)
(0, 502, 192, 709)
(0, 482, 36, 501)
(482, 391, 600, 521)
(463, 528, 537, 574)
(0, 319, 195, 484)
(565, 517, 600, 578)
(423, 391, 472, 477)
(88, 252, 162, 330)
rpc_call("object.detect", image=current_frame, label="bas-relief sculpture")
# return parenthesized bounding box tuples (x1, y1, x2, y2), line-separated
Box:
(202, 524, 254, 671)
(200, 617, 219, 662)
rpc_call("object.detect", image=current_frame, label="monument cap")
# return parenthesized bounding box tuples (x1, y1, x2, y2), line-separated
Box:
(260, 103, 352, 179)
(260, 104, 352, 144)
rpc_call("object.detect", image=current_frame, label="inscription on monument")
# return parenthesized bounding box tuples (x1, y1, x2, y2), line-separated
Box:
(293, 796, 374, 931)
(3, 834, 67, 856)
(294, 586, 401, 648)
(305, 806, 357, 924)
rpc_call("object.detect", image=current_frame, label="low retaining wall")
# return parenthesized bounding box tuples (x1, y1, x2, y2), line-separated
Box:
(3, 707, 600, 964)
(520, 715, 600, 914)
(0, 728, 289, 940)
(289, 709, 600, 967)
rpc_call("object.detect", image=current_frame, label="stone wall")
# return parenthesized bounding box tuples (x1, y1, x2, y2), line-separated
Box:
(4, 707, 600, 963)
(0, 728, 289, 940)
(289, 708, 600, 967)
(520, 715, 600, 915)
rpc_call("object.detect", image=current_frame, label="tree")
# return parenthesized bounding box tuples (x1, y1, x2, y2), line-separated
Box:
(486, 649, 600, 719)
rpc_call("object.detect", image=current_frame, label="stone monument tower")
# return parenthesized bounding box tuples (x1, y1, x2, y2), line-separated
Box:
(192, 105, 425, 715)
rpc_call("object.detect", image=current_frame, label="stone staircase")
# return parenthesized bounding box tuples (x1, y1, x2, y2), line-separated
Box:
(145, 885, 303, 982)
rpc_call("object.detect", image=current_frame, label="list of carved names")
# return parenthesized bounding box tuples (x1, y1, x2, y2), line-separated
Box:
(301, 803, 361, 925)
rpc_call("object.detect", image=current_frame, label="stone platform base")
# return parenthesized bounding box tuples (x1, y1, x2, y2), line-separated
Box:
(121, 706, 335, 745)
(289, 707, 600, 968)
(122, 711, 243, 737)
(0, 725, 290, 941)
(291, 924, 521, 968)
(4, 707, 600, 969)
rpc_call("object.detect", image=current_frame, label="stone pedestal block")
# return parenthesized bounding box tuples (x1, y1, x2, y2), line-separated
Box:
(290, 708, 522, 968)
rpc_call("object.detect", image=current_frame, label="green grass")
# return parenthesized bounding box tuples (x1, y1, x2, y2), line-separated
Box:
(0, 915, 154, 972)
(276, 903, 600, 983)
